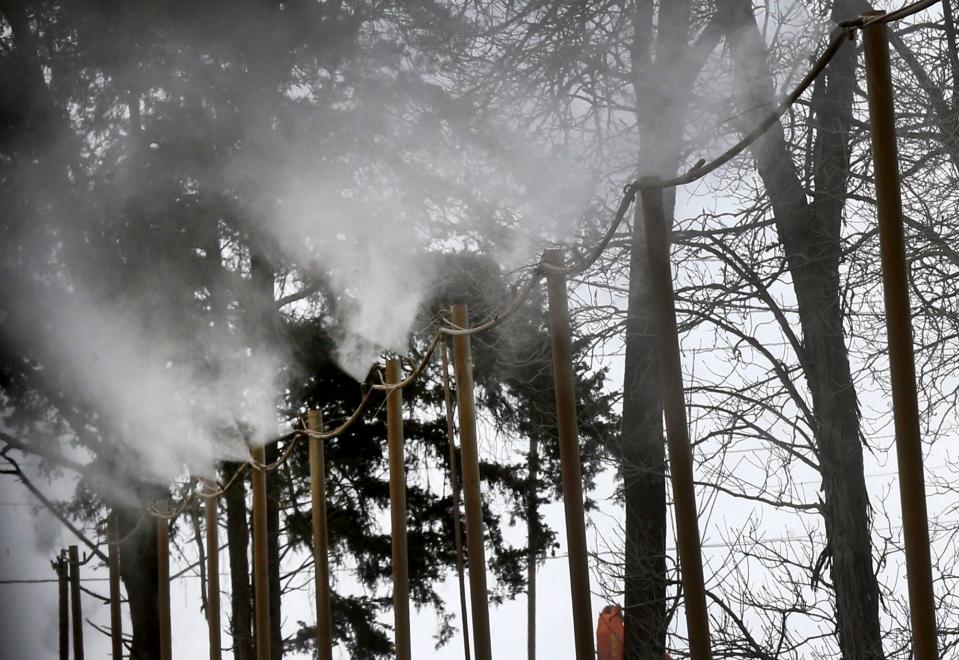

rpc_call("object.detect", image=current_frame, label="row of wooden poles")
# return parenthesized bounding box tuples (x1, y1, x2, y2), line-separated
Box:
(54, 515, 124, 660)
(59, 265, 611, 660)
(55, 545, 89, 660)
(59, 17, 936, 660)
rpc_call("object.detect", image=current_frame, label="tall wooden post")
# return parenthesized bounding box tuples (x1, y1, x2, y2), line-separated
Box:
(527, 436, 538, 660)
(441, 339, 472, 660)
(107, 512, 123, 659)
(57, 551, 69, 660)
(308, 410, 334, 660)
(863, 13, 938, 660)
(386, 359, 412, 660)
(450, 304, 494, 660)
(68, 544, 84, 660)
(204, 480, 222, 660)
(250, 446, 271, 660)
(156, 500, 172, 660)
(640, 185, 712, 659)
(542, 250, 595, 660)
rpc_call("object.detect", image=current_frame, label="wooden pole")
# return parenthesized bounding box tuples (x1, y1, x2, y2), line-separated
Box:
(68, 544, 85, 660)
(107, 512, 123, 659)
(308, 410, 335, 660)
(450, 304, 494, 660)
(204, 479, 222, 660)
(541, 250, 595, 660)
(863, 14, 938, 660)
(57, 551, 69, 660)
(527, 435, 538, 660)
(386, 359, 412, 660)
(250, 445, 271, 660)
(441, 339, 472, 660)
(156, 500, 172, 660)
(640, 185, 712, 660)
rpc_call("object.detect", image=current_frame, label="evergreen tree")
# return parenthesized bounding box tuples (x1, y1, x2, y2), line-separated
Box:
(0, 2, 619, 656)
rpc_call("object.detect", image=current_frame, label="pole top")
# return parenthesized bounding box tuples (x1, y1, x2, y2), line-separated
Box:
(541, 247, 564, 265)
(307, 409, 323, 431)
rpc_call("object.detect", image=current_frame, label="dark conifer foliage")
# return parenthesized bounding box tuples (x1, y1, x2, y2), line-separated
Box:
(0, 2, 618, 656)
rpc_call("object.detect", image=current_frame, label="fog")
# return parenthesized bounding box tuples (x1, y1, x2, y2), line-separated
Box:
(2, 1, 951, 659)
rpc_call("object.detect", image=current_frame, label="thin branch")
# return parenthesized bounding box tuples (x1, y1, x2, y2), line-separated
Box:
(0, 450, 107, 563)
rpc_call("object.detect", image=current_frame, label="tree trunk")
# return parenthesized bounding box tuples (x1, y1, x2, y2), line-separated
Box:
(621, 206, 667, 659)
(719, 2, 883, 657)
(621, 3, 717, 656)
(115, 493, 161, 660)
(225, 463, 255, 660)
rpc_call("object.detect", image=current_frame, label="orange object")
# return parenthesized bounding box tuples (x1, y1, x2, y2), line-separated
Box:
(595, 606, 677, 659)
(596, 605, 624, 660)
